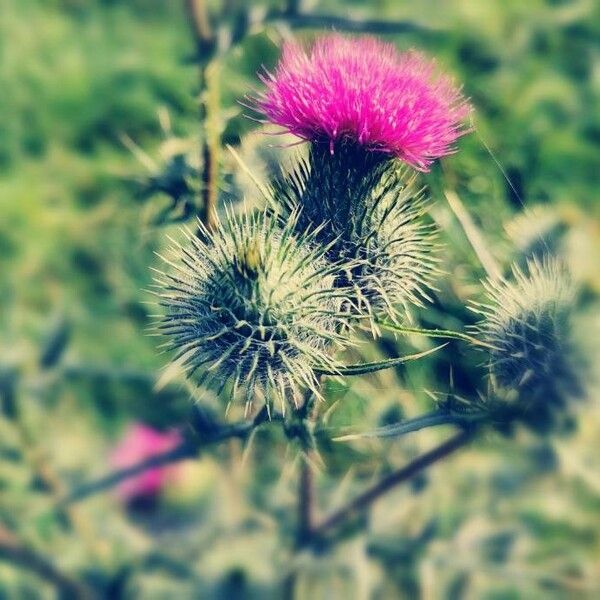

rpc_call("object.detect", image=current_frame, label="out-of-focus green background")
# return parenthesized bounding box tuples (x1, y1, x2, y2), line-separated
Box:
(1, 1, 599, 598)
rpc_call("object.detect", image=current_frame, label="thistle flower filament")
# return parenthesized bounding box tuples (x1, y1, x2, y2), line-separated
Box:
(255, 34, 472, 171)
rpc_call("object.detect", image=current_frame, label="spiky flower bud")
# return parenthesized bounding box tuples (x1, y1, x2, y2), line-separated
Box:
(473, 258, 584, 433)
(274, 145, 438, 323)
(154, 209, 350, 413)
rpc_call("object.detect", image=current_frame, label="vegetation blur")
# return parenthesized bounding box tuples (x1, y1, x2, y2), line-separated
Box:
(1, 0, 599, 598)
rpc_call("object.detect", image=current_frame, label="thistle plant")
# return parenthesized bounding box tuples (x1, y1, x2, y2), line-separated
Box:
(144, 34, 588, 563)
(48, 26, 591, 600)
(154, 209, 351, 413)
(4, 4, 597, 598)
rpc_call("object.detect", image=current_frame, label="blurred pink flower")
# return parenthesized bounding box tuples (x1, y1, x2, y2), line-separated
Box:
(254, 35, 472, 171)
(111, 423, 183, 502)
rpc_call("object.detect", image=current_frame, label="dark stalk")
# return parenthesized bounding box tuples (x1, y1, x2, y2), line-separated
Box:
(62, 409, 279, 505)
(0, 527, 94, 600)
(308, 428, 474, 545)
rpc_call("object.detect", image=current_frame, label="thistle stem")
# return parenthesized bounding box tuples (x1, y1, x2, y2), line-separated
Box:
(184, 0, 219, 231)
(283, 389, 319, 598)
(333, 409, 470, 441)
(61, 410, 280, 505)
(297, 458, 315, 548)
(0, 526, 93, 600)
(308, 427, 475, 545)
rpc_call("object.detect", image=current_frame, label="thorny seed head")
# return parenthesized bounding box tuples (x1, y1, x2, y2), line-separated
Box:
(472, 258, 585, 433)
(153, 208, 352, 414)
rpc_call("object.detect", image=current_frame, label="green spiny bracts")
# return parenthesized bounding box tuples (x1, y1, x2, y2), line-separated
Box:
(472, 258, 584, 434)
(272, 142, 439, 325)
(153, 207, 353, 414)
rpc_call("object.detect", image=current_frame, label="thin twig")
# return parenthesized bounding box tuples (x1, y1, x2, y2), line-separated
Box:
(316, 344, 447, 376)
(185, 0, 213, 43)
(0, 526, 93, 599)
(333, 410, 470, 442)
(297, 459, 314, 547)
(61, 411, 279, 505)
(296, 390, 319, 547)
(308, 428, 474, 544)
(184, 0, 220, 231)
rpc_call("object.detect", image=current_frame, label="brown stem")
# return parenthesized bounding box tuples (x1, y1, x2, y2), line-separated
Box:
(184, 0, 220, 231)
(199, 60, 220, 230)
(62, 408, 280, 505)
(309, 428, 474, 544)
(296, 456, 315, 548)
(282, 391, 319, 598)
(0, 527, 94, 599)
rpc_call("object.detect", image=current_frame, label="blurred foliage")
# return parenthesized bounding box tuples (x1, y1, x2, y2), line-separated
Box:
(0, 0, 599, 598)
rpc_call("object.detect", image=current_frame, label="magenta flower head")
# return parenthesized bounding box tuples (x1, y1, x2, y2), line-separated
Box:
(110, 423, 183, 503)
(255, 34, 472, 171)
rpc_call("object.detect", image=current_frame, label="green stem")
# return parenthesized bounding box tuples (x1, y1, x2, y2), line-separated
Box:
(308, 428, 475, 545)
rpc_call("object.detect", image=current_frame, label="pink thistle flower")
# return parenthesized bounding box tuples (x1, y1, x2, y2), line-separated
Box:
(110, 423, 183, 502)
(254, 35, 472, 171)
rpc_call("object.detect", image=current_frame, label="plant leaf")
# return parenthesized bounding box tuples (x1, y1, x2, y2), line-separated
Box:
(316, 344, 447, 376)
(377, 320, 496, 349)
(333, 410, 460, 442)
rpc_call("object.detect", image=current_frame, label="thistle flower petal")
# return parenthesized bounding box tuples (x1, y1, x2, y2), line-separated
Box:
(254, 34, 472, 171)
(154, 208, 352, 412)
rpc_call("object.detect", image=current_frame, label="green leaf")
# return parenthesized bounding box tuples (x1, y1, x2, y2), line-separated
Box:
(377, 320, 497, 349)
(316, 344, 447, 377)
(333, 410, 462, 442)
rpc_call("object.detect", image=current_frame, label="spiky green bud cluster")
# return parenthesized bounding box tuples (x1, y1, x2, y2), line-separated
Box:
(273, 142, 438, 323)
(154, 209, 351, 413)
(473, 258, 584, 433)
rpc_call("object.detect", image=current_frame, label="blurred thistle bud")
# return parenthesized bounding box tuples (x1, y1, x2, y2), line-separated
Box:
(274, 149, 439, 324)
(154, 208, 352, 413)
(111, 423, 183, 504)
(472, 258, 585, 433)
(122, 111, 200, 224)
(505, 205, 566, 265)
